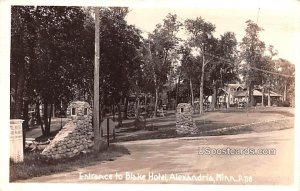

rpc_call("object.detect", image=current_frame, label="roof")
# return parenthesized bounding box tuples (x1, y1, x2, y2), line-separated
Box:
(253, 90, 282, 97)
(227, 84, 245, 89)
(265, 91, 282, 97)
(253, 90, 263, 96)
(235, 91, 247, 97)
(221, 84, 282, 98)
(218, 88, 227, 96)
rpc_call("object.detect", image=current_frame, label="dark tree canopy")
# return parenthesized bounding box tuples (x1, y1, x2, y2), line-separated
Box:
(10, 7, 295, 134)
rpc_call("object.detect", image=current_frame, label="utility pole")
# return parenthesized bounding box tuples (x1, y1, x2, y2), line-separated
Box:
(93, 7, 101, 153)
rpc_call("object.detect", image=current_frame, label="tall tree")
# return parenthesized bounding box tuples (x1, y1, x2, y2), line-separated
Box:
(145, 13, 181, 117)
(11, 6, 95, 135)
(259, 45, 278, 106)
(185, 17, 216, 115)
(273, 58, 295, 105)
(179, 44, 199, 110)
(98, 7, 143, 123)
(33, 6, 92, 135)
(11, 6, 35, 119)
(240, 20, 266, 106)
(207, 32, 239, 109)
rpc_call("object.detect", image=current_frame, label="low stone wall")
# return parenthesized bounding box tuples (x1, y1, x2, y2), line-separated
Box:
(41, 101, 94, 159)
(176, 103, 197, 135)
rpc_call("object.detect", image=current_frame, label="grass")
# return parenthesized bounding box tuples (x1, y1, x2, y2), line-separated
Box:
(113, 107, 294, 142)
(218, 107, 294, 117)
(10, 144, 130, 182)
(198, 118, 294, 136)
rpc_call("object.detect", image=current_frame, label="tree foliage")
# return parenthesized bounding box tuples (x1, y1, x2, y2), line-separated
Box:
(240, 20, 266, 105)
(143, 13, 181, 116)
(11, 6, 96, 134)
(98, 7, 143, 107)
(10, 7, 295, 139)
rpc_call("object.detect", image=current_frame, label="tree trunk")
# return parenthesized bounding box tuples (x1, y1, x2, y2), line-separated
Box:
(35, 102, 41, 122)
(189, 77, 194, 112)
(227, 93, 230, 108)
(22, 100, 29, 131)
(148, 39, 158, 118)
(211, 82, 217, 111)
(153, 87, 159, 118)
(36, 101, 44, 133)
(168, 79, 172, 110)
(283, 80, 287, 101)
(48, 103, 53, 132)
(268, 88, 271, 106)
(112, 104, 115, 121)
(117, 104, 123, 127)
(175, 75, 180, 107)
(262, 87, 264, 106)
(11, 66, 19, 119)
(43, 101, 50, 136)
(199, 54, 205, 115)
(13, 64, 25, 119)
(268, 81, 271, 106)
(135, 86, 140, 119)
(135, 97, 140, 118)
(124, 96, 129, 119)
(52, 104, 55, 118)
(248, 82, 254, 106)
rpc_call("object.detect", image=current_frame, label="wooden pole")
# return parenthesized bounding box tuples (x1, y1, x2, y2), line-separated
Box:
(93, 7, 101, 153)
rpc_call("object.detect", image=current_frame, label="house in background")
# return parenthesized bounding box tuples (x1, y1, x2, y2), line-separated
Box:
(252, 88, 282, 106)
(217, 84, 282, 107)
(217, 84, 248, 108)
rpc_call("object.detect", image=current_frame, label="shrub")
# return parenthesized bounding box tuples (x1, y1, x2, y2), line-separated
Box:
(282, 100, 290, 107)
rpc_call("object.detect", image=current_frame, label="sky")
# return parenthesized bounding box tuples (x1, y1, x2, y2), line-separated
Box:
(125, 0, 300, 65)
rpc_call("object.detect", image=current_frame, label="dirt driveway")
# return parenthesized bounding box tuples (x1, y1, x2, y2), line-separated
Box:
(23, 128, 294, 185)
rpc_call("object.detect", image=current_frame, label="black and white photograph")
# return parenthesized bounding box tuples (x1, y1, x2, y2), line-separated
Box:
(0, 0, 299, 190)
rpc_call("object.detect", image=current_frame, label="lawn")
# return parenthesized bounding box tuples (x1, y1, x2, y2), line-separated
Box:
(113, 107, 294, 142)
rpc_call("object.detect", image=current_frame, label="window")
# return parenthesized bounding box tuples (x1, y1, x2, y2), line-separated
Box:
(180, 108, 184, 113)
(84, 108, 88, 115)
(71, 108, 76, 116)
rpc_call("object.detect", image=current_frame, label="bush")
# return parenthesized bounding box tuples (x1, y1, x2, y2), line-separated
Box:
(282, 100, 290, 107)
(230, 103, 238, 107)
(273, 100, 283, 107)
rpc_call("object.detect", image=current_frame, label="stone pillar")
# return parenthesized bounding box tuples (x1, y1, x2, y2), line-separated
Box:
(10, 119, 24, 162)
(42, 101, 94, 159)
(176, 103, 197, 135)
